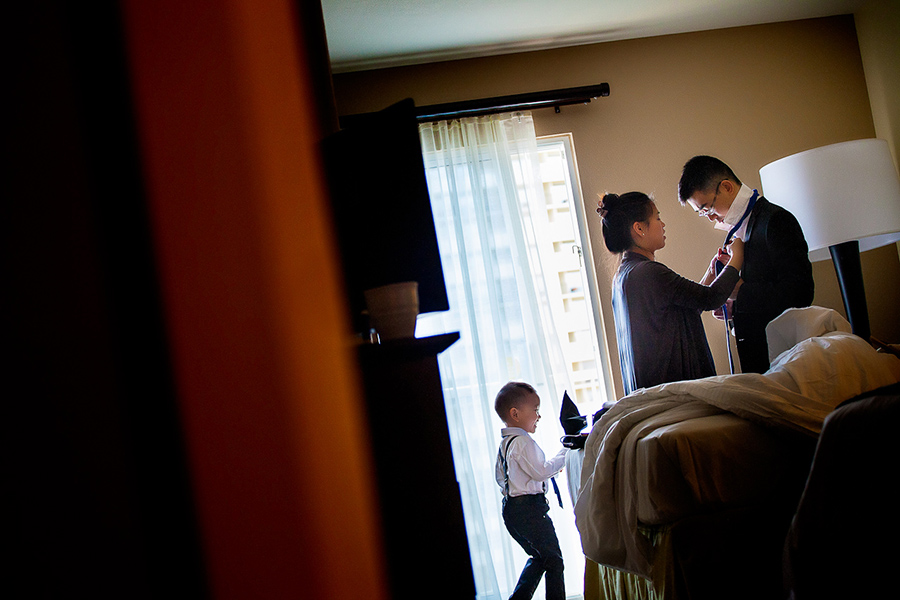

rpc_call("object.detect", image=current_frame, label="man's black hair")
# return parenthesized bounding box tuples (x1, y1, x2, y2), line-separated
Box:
(678, 155, 742, 204)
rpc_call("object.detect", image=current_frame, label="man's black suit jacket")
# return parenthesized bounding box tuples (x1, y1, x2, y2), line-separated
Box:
(732, 197, 815, 373)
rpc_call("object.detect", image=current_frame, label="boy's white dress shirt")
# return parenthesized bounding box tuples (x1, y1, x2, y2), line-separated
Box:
(495, 427, 567, 498)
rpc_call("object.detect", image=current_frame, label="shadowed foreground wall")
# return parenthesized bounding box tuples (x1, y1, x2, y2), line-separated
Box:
(6, 1, 388, 598)
(121, 0, 388, 597)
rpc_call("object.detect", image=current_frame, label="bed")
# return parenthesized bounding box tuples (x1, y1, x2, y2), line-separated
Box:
(568, 307, 900, 600)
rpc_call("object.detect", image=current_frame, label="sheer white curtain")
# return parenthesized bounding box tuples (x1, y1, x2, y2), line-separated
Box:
(417, 113, 581, 599)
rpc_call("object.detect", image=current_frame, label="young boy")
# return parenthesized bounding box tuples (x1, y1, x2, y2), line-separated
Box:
(494, 382, 568, 600)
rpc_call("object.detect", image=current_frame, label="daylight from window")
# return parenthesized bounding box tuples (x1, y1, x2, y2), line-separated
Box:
(417, 117, 612, 599)
(532, 135, 610, 415)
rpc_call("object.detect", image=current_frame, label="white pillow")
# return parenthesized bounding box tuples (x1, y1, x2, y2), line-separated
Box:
(766, 306, 852, 363)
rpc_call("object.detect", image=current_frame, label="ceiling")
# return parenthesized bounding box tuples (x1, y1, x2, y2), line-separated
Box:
(321, 0, 868, 73)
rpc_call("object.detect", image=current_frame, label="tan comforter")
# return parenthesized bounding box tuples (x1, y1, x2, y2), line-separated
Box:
(573, 331, 900, 580)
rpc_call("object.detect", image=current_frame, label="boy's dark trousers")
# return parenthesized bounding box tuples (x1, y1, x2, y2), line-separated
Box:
(502, 493, 565, 600)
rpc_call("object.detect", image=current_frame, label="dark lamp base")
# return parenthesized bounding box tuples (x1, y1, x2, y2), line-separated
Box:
(829, 240, 871, 341)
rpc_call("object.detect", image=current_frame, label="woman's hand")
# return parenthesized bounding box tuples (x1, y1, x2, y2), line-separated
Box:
(713, 298, 734, 321)
(702, 238, 744, 285)
(709, 247, 729, 273)
(705, 245, 733, 275)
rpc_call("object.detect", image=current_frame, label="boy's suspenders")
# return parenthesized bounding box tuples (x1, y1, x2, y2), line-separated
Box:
(498, 435, 519, 498)
(499, 435, 564, 507)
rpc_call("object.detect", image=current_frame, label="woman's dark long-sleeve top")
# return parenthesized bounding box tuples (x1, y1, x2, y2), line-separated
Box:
(612, 251, 740, 396)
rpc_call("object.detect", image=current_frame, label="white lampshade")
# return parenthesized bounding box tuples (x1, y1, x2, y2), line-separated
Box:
(759, 139, 900, 262)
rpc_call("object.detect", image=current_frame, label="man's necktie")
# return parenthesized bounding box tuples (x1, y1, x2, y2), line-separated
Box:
(716, 189, 758, 373)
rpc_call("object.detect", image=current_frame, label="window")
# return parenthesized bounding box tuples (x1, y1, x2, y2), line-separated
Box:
(417, 116, 613, 599)
(534, 134, 615, 413)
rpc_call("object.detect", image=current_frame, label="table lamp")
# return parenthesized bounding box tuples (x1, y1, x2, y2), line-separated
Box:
(759, 139, 900, 341)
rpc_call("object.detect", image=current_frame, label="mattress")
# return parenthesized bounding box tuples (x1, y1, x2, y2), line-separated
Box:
(566, 410, 813, 529)
(635, 412, 807, 525)
(574, 330, 900, 580)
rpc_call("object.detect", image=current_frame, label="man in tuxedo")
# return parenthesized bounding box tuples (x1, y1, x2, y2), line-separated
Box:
(678, 155, 815, 373)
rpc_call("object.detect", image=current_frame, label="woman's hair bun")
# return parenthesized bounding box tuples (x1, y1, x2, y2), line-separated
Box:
(598, 191, 655, 254)
(597, 192, 619, 218)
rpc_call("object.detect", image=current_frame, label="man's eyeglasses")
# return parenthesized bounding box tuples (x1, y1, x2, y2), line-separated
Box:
(697, 180, 723, 217)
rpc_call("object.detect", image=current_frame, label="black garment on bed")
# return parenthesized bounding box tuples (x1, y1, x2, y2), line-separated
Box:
(612, 251, 740, 395)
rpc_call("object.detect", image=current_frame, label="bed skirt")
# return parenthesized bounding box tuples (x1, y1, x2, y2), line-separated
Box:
(584, 559, 657, 600)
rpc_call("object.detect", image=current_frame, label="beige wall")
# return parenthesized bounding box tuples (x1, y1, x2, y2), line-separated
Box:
(333, 15, 900, 398)
(855, 0, 900, 286)
(856, 0, 900, 170)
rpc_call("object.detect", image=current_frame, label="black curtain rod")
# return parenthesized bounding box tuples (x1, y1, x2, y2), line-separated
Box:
(414, 83, 609, 122)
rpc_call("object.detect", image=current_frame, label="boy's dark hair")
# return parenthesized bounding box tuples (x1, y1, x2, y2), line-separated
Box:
(494, 381, 537, 423)
(597, 191, 655, 254)
(677, 155, 742, 205)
